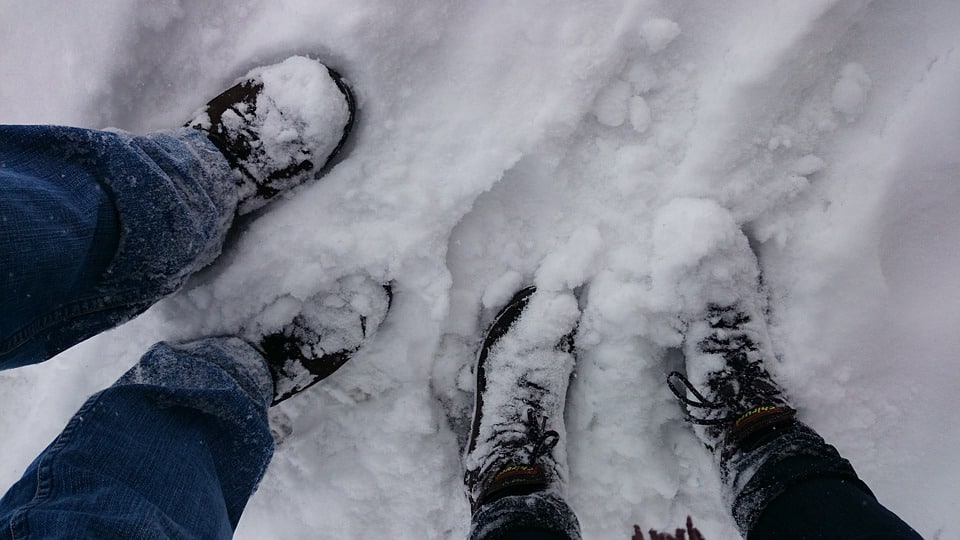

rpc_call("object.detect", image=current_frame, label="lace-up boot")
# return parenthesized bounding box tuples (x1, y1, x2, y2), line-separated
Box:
(463, 286, 579, 513)
(660, 211, 876, 534)
(673, 298, 916, 536)
(188, 55, 355, 215)
(669, 286, 865, 534)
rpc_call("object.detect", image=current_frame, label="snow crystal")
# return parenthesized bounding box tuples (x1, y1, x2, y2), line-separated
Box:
(248, 56, 350, 178)
(535, 226, 604, 292)
(650, 198, 759, 313)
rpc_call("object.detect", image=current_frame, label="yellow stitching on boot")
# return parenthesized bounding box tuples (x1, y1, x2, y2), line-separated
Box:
(733, 405, 780, 428)
(492, 464, 539, 482)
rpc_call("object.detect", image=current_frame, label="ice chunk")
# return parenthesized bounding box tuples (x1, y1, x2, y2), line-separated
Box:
(536, 225, 605, 291)
(792, 154, 826, 176)
(832, 63, 871, 116)
(640, 18, 681, 53)
(629, 95, 652, 133)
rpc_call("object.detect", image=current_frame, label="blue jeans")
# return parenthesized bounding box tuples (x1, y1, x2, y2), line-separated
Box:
(0, 125, 236, 368)
(0, 124, 275, 539)
(0, 339, 273, 539)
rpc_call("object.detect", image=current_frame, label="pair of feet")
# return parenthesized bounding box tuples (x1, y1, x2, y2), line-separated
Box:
(463, 283, 797, 516)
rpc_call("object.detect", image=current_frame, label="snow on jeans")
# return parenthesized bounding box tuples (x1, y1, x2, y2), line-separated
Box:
(0, 125, 273, 539)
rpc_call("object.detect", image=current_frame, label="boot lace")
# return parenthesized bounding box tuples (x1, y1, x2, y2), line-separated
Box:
(523, 408, 560, 463)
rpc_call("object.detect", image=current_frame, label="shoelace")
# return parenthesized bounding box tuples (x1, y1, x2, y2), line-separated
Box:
(666, 371, 735, 426)
(523, 408, 560, 463)
(667, 364, 787, 428)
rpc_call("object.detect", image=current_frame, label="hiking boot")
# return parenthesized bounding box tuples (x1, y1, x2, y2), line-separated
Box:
(463, 286, 579, 513)
(668, 301, 797, 464)
(669, 287, 880, 536)
(654, 203, 798, 465)
(660, 214, 878, 535)
(188, 55, 356, 215)
(245, 276, 391, 405)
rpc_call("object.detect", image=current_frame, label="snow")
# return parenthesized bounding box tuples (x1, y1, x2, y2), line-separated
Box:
(593, 79, 633, 128)
(832, 63, 872, 117)
(629, 96, 652, 134)
(2, 1, 960, 538)
(639, 18, 681, 54)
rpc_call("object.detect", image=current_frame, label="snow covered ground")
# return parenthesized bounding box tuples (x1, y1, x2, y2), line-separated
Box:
(2, 0, 960, 537)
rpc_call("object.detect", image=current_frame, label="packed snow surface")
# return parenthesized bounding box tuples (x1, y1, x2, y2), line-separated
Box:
(2, 1, 960, 538)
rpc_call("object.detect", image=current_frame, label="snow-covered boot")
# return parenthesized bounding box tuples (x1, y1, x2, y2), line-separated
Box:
(668, 263, 863, 534)
(245, 276, 390, 405)
(463, 286, 579, 513)
(188, 55, 355, 215)
(668, 301, 797, 465)
(655, 202, 874, 533)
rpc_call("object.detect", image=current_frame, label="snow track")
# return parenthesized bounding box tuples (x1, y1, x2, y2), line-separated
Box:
(2, 0, 959, 538)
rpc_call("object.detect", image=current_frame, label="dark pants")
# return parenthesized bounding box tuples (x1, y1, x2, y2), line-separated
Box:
(470, 491, 580, 540)
(751, 466, 920, 539)
(472, 453, 921, 540)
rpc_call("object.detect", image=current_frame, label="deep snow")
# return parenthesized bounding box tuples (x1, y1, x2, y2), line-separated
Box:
(2, 1, 959, 538)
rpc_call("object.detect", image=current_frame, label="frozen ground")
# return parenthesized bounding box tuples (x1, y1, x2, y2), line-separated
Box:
(2, 1, 959, 538)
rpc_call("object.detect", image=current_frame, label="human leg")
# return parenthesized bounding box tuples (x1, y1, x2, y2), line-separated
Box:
(470, 492, 579, 540)
(0, 277, 391, 539)
(0, 55, 355, 369)
(749, 457, 920, 539)
(0, 338, 273, 540)
(0, 125, 235, 368)
(667, 223, 920, 539)
(464, 287, 583, 540)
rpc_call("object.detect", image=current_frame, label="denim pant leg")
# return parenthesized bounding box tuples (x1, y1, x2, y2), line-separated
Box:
(0, 337, 275, 540)
(469, 491, 582, 540)
(0, 124, 237, 369)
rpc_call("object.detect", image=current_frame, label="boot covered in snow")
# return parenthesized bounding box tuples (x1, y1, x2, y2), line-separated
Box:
(672, 299, 908, 540)
(659, 203, 870, 534)
(463, 286, 579, 513)
(668, 301, 797, 465)
(245, 276, 390, 405)
(188, 55, 355, 215)
(653, 201, 799, 467)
